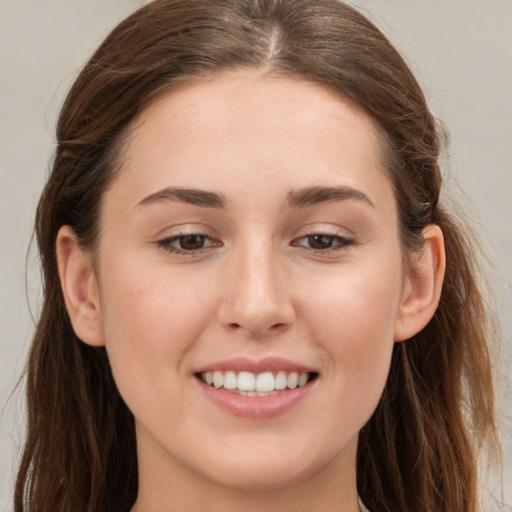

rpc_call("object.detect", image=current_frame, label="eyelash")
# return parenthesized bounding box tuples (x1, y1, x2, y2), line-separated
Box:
(291, 232, 356, 254)
(156, 233, 219, 255)
(156, 231, 355, 256)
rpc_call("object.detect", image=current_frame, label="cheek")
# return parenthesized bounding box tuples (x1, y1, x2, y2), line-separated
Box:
(96, 256, 214, 405)
(304, 257, 403, 412)
(308, 257, 402, 340)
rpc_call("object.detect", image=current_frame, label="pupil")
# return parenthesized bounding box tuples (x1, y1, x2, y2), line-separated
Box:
(180, 235, 205, 250)
(308, 234, 333, 249)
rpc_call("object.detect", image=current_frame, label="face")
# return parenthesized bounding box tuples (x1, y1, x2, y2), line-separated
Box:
(91, 72, 408, 491)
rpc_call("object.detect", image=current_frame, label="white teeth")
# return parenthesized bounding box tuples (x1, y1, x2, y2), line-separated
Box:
(287, 372, 299, 389)
(275, 371, 287, 390)
(223, 370, 237, 390)
(298, 372, 308, 387)
(256, 372, 275, 392)
(237, 371, 256, 391)
(200, 370, 314, 394)
(213, 371, 223, 388)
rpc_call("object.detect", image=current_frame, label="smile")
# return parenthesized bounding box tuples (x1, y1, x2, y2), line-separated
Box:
(199, 370, 318, 396)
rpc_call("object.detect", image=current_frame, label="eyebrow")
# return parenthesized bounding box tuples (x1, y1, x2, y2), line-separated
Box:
(135, 184, 374, 211)
(136, 187, 227, 209)
(286, 185, 374, 208)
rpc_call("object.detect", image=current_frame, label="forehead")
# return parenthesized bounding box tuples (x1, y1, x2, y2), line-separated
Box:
(107, 71, 393, 213)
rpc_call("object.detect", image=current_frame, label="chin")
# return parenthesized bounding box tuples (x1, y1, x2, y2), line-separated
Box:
(188, 436, 352, 493)
(199, 459, 318, 492)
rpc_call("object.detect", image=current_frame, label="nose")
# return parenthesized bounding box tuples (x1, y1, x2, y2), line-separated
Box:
(216, 242, 296, 337)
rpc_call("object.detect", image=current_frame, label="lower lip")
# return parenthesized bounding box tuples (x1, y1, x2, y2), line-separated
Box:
(196, 378, 314, 419)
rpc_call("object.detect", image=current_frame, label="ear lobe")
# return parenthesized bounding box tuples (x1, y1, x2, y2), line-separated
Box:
(56, 225, 105, 347)
(394, 224, 446, 342)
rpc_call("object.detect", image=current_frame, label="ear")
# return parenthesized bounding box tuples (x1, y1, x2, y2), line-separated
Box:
(56, 225, 105, 347)
(394, 225, 446, 342)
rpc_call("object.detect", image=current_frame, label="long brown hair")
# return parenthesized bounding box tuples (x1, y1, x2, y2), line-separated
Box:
(15, 1, 498, 510)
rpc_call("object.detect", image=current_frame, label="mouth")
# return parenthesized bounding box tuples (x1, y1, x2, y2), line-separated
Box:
(195, 357, 319, 418)
(196, 370, 319, 396)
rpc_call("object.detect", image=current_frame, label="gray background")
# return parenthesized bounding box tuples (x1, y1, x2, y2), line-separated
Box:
(1, 0, 510, 509)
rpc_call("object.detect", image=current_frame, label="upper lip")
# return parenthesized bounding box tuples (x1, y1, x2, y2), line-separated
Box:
(195, 356, 316, 375)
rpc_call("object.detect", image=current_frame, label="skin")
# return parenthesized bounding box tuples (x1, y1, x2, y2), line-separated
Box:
(57, 71, 445, 512)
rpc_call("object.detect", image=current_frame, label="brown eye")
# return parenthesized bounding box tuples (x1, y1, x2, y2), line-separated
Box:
(178, 234, 206, 250)
(307, 234, 336, 249)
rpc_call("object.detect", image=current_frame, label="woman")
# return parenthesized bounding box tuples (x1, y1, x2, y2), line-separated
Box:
(15, 1, 499, 511)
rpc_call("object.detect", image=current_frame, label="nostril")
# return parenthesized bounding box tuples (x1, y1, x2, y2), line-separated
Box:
(226, 321, 287, 334)
(270, 323, 286, 331)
